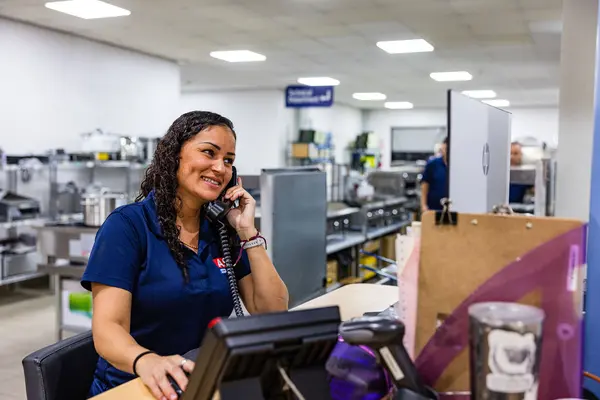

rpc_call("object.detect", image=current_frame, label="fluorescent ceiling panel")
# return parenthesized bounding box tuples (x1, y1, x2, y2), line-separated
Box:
(376, 39, 434, 54)
(430, 71, 473, 82)
(462, 90, 497, 99)
(209, 50, 266, 63)
(384, 101, 414, 109)
(297, 77, 340, 86)
(44, 0, 131, 19)
(482, 99, 510, 107)
(353, 92, 387, 101)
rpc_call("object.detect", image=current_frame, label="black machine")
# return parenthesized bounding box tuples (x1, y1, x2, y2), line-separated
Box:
(169, 307, 437, 400)
(204, 166, 245, 318)
(181, 306, 341, 400)
(339, 316, 437, 400)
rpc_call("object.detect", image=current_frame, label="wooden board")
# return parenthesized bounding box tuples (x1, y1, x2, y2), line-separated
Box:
(416, 211, 584, 393)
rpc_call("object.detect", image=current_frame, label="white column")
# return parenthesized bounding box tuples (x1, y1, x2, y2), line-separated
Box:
(555, 0, 599, 220)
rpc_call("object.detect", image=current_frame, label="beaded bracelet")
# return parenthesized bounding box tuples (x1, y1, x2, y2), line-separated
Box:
(234, 230, 267, 265)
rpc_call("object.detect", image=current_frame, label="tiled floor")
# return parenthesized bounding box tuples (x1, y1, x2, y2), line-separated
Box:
(0, 289, 55, 400)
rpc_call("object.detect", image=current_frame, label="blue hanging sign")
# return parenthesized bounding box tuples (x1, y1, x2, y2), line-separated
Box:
(285, 85, 334, 108)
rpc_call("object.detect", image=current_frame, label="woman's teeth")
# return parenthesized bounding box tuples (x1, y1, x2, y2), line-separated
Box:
(202, 177, 220, 186)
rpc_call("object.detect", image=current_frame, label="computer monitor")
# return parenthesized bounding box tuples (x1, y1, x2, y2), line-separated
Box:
(447, 89, 511, 213)
(182, 306, 342, 400)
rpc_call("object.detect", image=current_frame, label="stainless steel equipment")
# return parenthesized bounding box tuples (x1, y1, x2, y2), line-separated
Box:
(55, 181, 83, 215)
(0, 190, 41, 222)
(81, 189, 127, 227)
(509, 159, 556, 216)
(379, 165, 424, 214)
(140, 137, 159, 162)
(509, 165, 536, 186)
(80, 129, 121, 156)
(327, 163, 350, 202)
(35, 223, 98, 264)
(326, 202, 360, 238)
(0, 191, 43, 284)
(260, 168, 327, 307)
(367, 170, 407, 198)
(119, 136, 144, 161)
(361, 198, 409, 237)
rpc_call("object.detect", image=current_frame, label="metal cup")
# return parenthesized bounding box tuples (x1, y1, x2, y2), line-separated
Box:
(468, 302, 545, 400)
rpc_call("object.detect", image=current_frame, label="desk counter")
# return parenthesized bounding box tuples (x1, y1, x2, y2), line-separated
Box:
(93, 283, 398, 400)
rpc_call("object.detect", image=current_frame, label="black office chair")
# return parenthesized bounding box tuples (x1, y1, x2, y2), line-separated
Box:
(22, 331, 98, 400)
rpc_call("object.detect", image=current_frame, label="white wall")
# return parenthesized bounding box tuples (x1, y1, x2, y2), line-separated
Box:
(363, 107, 558, 167)
(510, 108, 559, 146)
(0, 18, 181, 155)
(299, 104, 363, 163)
(179, 90, 296, 175)
(363, 109, 447, 167)
(555, 0, 598, 221)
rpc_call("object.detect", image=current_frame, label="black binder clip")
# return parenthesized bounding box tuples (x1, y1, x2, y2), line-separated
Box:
(435, 198, 457, 226)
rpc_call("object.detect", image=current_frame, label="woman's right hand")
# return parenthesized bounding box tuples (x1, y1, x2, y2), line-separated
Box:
(135, 353, 195, 400)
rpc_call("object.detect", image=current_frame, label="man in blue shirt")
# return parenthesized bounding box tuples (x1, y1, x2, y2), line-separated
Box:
(508, 142, 534, 203)
(421, 137, 448, 212)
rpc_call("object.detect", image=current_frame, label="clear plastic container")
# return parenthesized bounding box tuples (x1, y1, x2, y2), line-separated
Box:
(468, 302, 545, 400)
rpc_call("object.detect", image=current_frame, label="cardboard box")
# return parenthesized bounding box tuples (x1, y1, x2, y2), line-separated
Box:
(362, 240, 380, 253)
(326, 259, 338, 286)
(381, 234, 396, 260)
(291, 142, 316, 159)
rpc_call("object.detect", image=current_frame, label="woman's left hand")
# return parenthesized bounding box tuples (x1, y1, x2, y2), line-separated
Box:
(224, 177, 257, 240)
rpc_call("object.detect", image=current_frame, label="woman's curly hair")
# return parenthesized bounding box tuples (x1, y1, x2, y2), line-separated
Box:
(136, 111, 236, 282)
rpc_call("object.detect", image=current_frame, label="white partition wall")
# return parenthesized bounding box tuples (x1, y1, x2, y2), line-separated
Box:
(447, 90, 512, 213)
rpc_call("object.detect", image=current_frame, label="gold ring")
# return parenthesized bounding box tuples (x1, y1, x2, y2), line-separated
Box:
(180, 358, 188, 367)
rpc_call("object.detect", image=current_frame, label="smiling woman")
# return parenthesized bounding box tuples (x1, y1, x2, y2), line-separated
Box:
(80, 111, 289, 400)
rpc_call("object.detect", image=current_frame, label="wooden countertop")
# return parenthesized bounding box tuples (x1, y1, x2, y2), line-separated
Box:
(93, 283, 399, 400)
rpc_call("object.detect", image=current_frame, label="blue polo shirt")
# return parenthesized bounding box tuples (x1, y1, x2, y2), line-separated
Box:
(81, 191, 251, 396)
(509, 183, 532, 204)
(422, 156, 448, 211)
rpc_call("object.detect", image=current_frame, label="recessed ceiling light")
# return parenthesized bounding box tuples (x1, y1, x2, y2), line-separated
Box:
(384, 102, 414, 110)
(430, 71, 473, 82)
(482, 99, 510, 107)
(209, 50, 266, 63)
(44, 0, 130, 19)
(297, 77, 340, 86)
(376, 39, 434, 54)
(462, 90, 497, 99)
(353, 92, 387, 101)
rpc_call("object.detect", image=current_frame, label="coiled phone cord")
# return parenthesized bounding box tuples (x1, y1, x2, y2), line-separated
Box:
(216, 222, 245, 317)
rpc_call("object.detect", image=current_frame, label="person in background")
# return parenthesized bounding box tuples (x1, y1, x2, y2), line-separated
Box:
(508, 141, 534, 203)
(81, 111, 289, 400)
(421, 137, 448, 212)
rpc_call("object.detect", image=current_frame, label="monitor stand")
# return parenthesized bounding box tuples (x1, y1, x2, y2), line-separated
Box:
(217, 365, 331, 400)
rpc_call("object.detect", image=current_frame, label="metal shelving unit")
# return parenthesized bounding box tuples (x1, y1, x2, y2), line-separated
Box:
(47, 158, 149, 220)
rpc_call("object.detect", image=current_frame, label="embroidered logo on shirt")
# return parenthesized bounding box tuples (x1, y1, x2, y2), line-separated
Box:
(213, 258, 227, 274)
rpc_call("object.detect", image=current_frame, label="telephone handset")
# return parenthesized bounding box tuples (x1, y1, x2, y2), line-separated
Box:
(204, 166, 245, 318)
(205, 166, 238, 225)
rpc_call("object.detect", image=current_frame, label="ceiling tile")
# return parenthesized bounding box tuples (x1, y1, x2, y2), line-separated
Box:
(316, 34, 371, 50)
(0, 0, 564, 107)
(450, 0, 520, 13)
(295, 24, 355, 38)
(518, 0, 563, 9)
